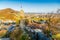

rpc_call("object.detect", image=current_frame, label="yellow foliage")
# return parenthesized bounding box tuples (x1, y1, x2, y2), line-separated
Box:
(56, 34, 60, 38)
(0, 30, 7, 37)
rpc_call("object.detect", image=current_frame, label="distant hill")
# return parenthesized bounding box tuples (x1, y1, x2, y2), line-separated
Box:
(0, 8, 19, 20)
(0, 8, 18, 14)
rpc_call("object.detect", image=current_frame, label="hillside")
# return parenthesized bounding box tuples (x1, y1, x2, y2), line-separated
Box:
(0, 8, 19, 20)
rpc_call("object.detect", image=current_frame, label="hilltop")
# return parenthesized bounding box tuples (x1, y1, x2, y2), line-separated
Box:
(0, 8, 19, 20)
(0, 8, 18, 14)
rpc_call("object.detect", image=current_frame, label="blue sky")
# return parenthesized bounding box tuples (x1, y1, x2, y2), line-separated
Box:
(0, 0, 60, 13)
